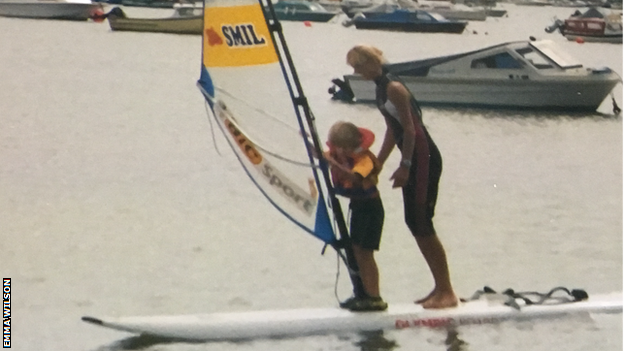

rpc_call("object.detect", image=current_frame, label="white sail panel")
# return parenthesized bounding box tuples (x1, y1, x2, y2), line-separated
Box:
(198, 0, 336, 243)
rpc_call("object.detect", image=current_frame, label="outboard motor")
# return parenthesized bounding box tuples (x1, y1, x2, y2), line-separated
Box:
(328, 78, 355, 102)
(342, 12, 365, 27)
(544, 18, 564, 34)
(107, 6, 127, 19)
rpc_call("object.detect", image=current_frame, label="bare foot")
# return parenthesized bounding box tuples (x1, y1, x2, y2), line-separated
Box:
(414, 290, 434, 304)
(420, 292, 459, 309)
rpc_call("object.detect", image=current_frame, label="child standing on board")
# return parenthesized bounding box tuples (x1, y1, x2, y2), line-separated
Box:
(324, 121, 387, 312)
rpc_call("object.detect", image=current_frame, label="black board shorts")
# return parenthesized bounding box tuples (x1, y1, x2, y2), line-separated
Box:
(349, 197, 385, 251)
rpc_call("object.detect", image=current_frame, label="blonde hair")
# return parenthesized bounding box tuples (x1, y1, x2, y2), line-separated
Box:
(346, 45, 386, 68)
(328, 121, 361, 150)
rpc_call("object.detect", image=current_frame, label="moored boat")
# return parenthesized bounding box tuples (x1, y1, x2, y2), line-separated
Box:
(339, 0, 376, 15)
(545, 7, 623, 43)
(416, 0, 487, 21)
(329, 39, 621, 112)
(343, 0, 488, 21)
(0, 0, 104, 21)
(105, 5, 202, 34)
(346, 8, 467, 33)
(120, 0, 175, 8)
(265, 0, 340, 22)
(342, 1, 397, 18)
(484, 6, 507, 17)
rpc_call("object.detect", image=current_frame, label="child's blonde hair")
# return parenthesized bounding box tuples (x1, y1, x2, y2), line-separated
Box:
(328, 121, 361, 150)
(346, 45, 386, 68)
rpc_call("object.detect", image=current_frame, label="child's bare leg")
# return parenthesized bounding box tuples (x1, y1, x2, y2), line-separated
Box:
(352, 244, 380, 297)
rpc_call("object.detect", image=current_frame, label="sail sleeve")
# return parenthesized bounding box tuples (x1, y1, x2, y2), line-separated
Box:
(197, 0, 336, 244)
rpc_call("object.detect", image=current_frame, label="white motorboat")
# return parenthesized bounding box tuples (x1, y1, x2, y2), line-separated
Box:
(106, 5, 202, 34)
(329, 39, 621, 112)
(0, 0, 103, 21)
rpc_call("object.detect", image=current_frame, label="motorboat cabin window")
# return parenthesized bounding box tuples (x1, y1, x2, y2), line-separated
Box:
(529, 41, 583, 69)
(412, 11, 436, 21)
(515, 47, 554, 70)
(471, 53, 522, 69)
(428, 12, 448, 21)
(175, 7, 199, 17)
(307, 3, 327, 11)
(291, 3, 309, 10)
(276, 1, 322, 11)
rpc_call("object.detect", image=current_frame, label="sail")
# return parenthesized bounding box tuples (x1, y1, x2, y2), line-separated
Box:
(197, 0, 336, 244)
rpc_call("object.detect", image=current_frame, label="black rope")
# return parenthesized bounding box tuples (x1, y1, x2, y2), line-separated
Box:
(466, 286, 589, 310)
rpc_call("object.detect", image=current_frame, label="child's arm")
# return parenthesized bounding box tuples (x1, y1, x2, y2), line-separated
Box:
(323, 152, 364, 186)
(303, 136, 319, 159)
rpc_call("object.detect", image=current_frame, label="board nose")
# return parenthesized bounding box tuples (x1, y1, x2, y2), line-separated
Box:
(82, 316, 104, 325)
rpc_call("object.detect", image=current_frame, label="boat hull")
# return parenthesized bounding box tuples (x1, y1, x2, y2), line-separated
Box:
(353, 21, 466, 33)
(344, 74, 620, 111)
(351, 9, 468, 33)
(486, 8, 507, 17)
(108, 13, 202, 34)
(271, 10, 337, 22)
(420, 7, 487, 21)
(121, 0, 175, 8)
(82, 293, 622, 341)
(0, 2, 102, 20)
(563, 32, 623, 43)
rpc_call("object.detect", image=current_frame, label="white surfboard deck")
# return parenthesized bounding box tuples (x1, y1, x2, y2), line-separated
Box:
(82, 293, 622, 341)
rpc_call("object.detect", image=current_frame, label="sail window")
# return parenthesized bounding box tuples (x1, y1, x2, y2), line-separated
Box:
(471, 53, 522, 69)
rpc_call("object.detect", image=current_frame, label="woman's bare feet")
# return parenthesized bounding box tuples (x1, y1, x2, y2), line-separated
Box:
(418, 291, 459, 309)
(414, 290, 434, 304)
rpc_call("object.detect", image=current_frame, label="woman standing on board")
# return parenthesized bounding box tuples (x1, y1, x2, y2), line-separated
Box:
(346, 45, 458, 309)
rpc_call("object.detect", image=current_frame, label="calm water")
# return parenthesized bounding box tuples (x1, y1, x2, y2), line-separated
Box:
(1, 3, 622, 351)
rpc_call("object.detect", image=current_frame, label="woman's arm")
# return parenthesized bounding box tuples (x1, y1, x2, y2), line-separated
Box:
(387, 81, 428, 188)
(387, 81, 415, 162)
(377, 123, 395, 165)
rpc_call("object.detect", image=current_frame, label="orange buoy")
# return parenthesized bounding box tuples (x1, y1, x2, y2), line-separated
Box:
(91, 8, 105, 23)
(575, 36, 585, 44)
(303, 21, 312, 27)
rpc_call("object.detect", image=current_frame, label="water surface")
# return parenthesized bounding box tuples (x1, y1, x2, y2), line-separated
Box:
(0, 3, 621, 350)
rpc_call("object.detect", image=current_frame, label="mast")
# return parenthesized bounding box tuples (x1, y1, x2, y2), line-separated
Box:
(260, 0, 365, 298)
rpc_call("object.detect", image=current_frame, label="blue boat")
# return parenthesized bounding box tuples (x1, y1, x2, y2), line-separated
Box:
(348, 9, 467, 33)
(265, 0, 340, 22)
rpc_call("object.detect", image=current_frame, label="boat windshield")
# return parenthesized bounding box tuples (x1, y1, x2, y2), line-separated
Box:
(515, 47, 556, 70)
(428, 12, 448, 21)
(530, 41, 583, 69)
(307, 2, 327, 11)
(275, 1, 325, 11)
(471, 52, 523, 69)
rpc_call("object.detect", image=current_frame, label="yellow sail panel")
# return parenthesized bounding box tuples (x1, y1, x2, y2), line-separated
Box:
(203, 4, 278, 67)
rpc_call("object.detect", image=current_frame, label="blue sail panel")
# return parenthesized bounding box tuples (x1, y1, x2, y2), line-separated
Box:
(198, 67, 215, 108)
(313, 197, 336, 243)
